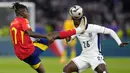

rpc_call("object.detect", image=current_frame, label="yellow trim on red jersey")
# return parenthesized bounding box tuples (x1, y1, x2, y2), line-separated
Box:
(11, 27, 17, 44)
(21, 31, 24, 44)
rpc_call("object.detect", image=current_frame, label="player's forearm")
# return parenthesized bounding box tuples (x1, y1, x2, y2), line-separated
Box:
(104, 28, 122, 45)
(26, 30, 47, 38)
(30, 33, 47, 38)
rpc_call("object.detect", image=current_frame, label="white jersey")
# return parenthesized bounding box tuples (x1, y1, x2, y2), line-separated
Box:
(77, 24, 105, 57)
(68, 16, 122, 57)
(71, 24, 105, 57)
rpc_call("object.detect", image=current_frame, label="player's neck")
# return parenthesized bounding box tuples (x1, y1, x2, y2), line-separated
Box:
(16, 15, 24, 18)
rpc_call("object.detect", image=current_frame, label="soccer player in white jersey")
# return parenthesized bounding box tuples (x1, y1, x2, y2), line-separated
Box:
(62, 5, 129, 73)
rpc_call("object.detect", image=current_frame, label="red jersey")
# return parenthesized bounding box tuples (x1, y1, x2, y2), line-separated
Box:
(10, 17, 35, 60)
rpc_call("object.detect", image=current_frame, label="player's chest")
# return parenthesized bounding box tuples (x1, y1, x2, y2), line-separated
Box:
(77, 32, 96, 41)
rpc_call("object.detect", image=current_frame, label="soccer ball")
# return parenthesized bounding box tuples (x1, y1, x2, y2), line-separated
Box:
(69, 5, 83, 19)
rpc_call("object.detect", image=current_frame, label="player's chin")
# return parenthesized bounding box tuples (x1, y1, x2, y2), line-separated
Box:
(75, 24, 79, 27)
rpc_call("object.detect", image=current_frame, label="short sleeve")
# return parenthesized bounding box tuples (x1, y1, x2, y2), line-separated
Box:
(86, 24, 105, 33)
(21, 18, 31, 31)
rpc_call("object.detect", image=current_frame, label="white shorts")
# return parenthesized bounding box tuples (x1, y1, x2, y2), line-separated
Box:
(72, 54, 106, 72)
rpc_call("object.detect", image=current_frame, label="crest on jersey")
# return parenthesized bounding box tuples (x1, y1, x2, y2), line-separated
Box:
(89, 33, 92, 37)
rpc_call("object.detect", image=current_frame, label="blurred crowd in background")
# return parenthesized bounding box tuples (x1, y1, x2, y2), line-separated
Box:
(0, 0, 130, 38)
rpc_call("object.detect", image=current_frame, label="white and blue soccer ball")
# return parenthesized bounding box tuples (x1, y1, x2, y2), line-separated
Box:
(69, 5, 83, 19)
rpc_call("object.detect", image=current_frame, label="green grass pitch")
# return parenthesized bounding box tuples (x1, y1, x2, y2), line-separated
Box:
(0, 57, 130, 73)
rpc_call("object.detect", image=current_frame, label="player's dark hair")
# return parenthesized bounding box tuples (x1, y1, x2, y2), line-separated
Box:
(12, 2, 27, 16)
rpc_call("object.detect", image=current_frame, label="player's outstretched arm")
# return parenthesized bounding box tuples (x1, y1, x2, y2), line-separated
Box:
(28, 17, 87, 44)
(25, 29, 77, 44)
(26, 30, 56, 44)
(103, 28, 129, 47)
(25, 30, 48, 38)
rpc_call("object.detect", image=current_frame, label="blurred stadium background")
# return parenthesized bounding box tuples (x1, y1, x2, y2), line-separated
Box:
(0, 0, 130, 73)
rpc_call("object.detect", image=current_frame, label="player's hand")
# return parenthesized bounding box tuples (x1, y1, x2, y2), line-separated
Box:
(66, 37, 71, 42)
(46, 33, 55, 44)
(120, 42, 129, 47)
(47, 32, 59, 44)
(75, 16, 87, 34)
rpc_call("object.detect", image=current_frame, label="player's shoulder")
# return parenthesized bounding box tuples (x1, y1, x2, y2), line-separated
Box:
(87, 24, 96, 28)
(10, 17, 20, 26)
(17, 17, 29, 24)
(20, 17, 28, 21)
(88, 24, 96, 26)
(85, 24, 102, 32)
(87, 24, 103, 28)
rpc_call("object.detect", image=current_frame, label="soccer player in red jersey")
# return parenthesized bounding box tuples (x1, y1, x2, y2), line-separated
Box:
(10, 2, 86, 73)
